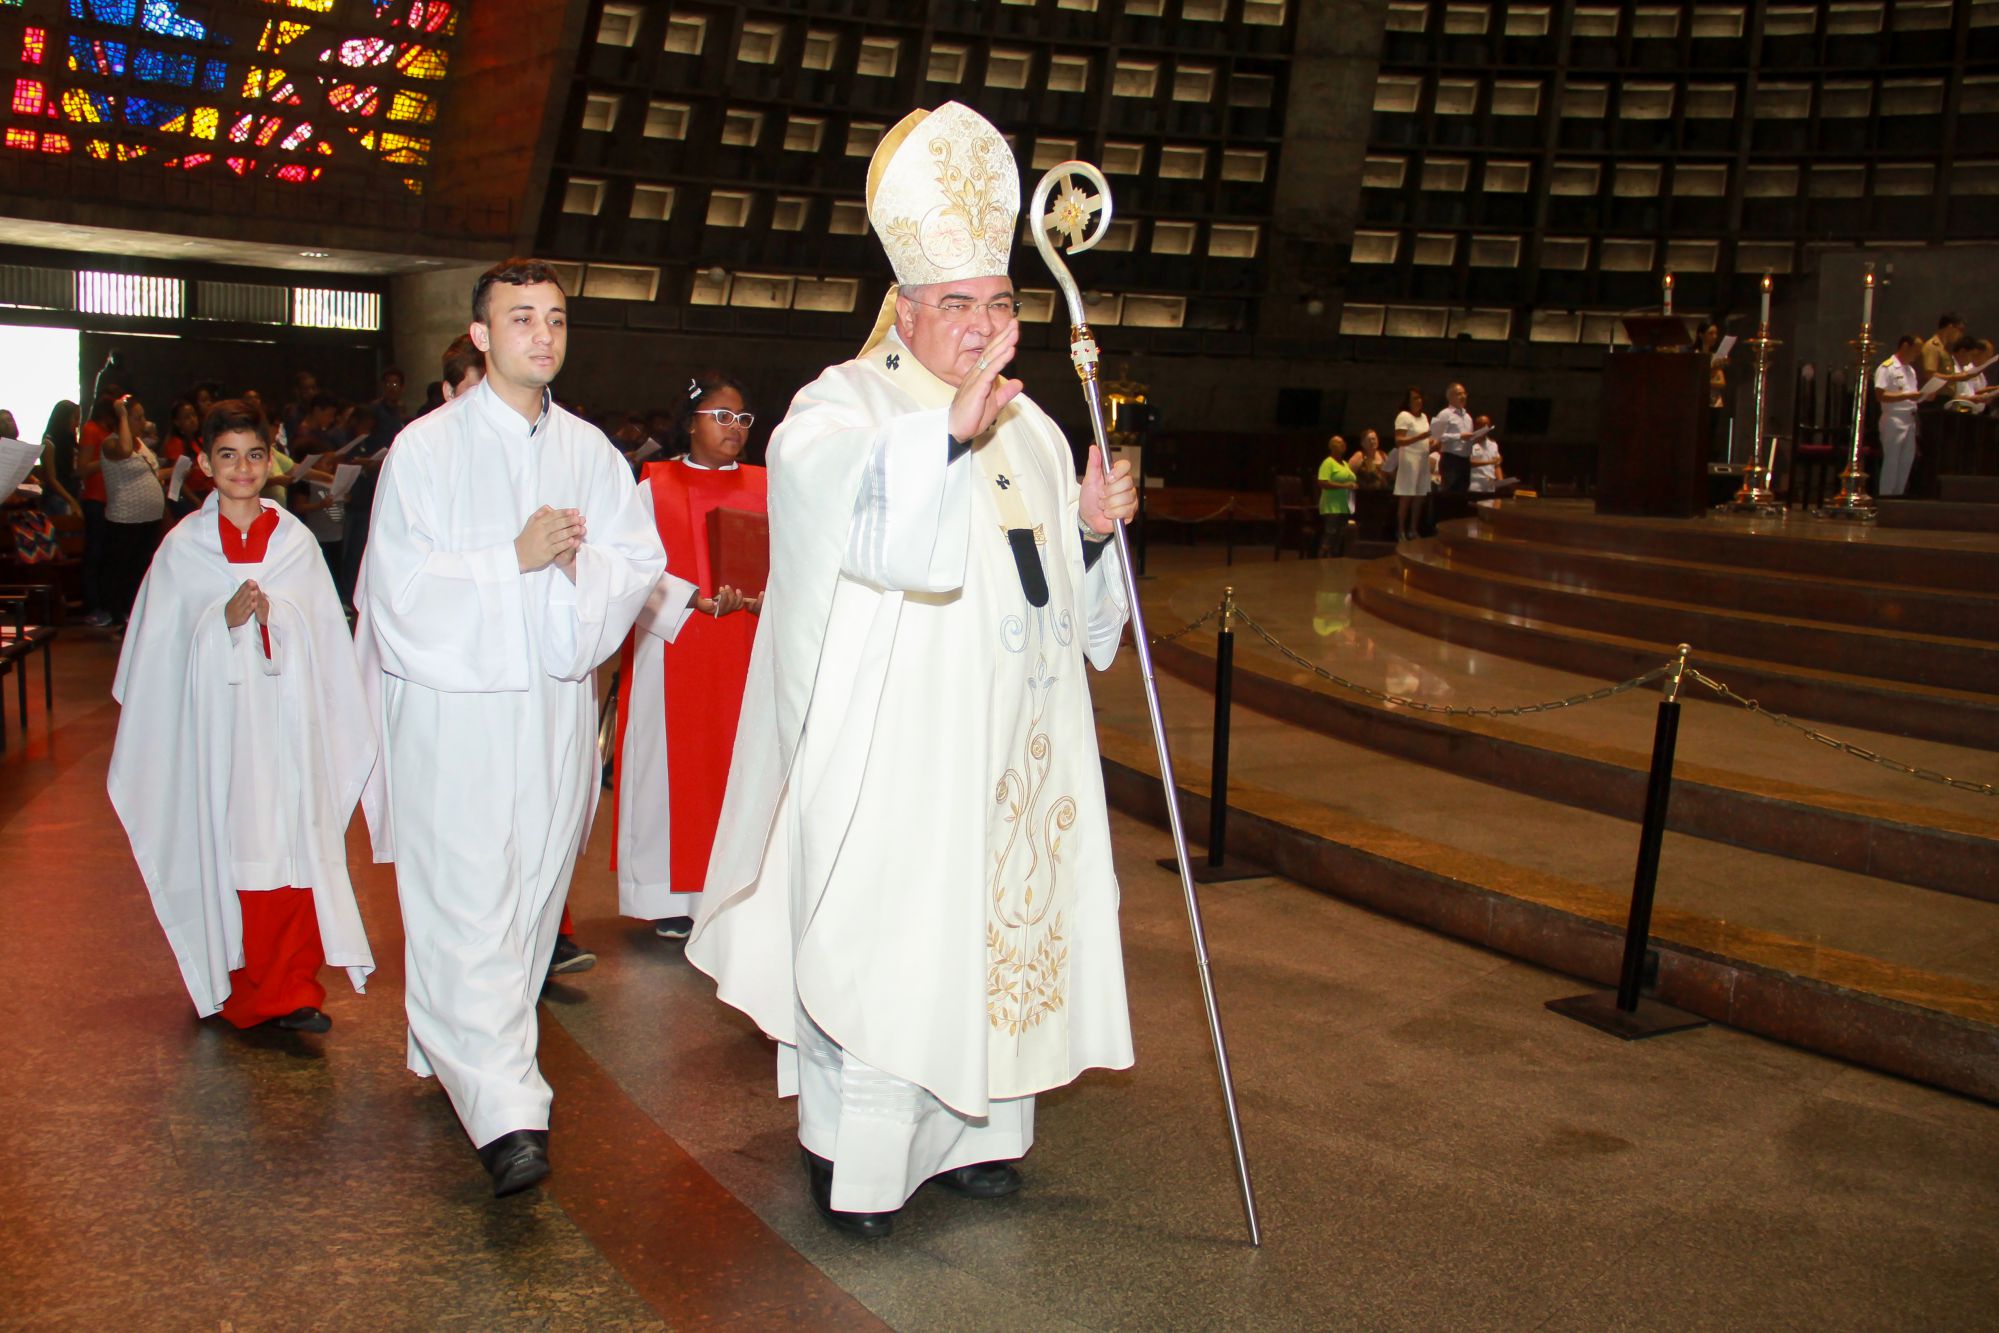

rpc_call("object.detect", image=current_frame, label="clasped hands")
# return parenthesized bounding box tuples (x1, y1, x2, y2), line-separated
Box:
(224, 580, 270, 629)
(517, 505, 585, 578)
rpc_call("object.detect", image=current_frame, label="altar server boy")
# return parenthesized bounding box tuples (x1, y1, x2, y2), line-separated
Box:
(109, 400, 375, 1034)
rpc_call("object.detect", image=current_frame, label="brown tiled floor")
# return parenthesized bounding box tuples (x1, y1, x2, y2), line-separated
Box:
(6, 606, 1999, 1331)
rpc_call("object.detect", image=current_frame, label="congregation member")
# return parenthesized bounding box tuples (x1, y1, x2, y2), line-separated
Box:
(1392, 385, 1436, 541)
(98, 395, 167, 629)
(687, 102, 1137, 1240)
(1950, 338, 1998, 413)
(441, 334, 485, 400)
(107, 400, 375, 1036)
(1469, 415, 1504, 493)
(1316, 433, 1357, 557)
(608, 371, 761, 942)
(1920, 313, 1964, 378)
(1874, 334, 1924, 497)
(1431, 382, 1475, 493)
(158, 399, 211, 520)
(356, 258, 665, 1197)
(334, 404, 390, 610)
(1349, 428, 1389, 490)
(76, 394, 116, 625)
(38, 400, 80, 516)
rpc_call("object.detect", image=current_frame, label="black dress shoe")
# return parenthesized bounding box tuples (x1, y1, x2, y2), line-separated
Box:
(802, 1147, 895, 1239)
(269, 1006, 332, 1033)
(478, 1129, 551, 1198)
(929, 1161, 1022, 1199)
(548, 934, 596, 976)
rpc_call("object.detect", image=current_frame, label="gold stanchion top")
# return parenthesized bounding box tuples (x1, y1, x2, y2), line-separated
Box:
(1665, 643, 1690, 703)
(1222, 586, 1236, 633)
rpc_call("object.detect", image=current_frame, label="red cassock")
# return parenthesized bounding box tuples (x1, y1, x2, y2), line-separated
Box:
(215, 508, 327, 1028)
(611, 459, 767, 900)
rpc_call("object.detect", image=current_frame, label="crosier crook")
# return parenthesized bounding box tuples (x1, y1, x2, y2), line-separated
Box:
(1029, 161, 1261, 1247)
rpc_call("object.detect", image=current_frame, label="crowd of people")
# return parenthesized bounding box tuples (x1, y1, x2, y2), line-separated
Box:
(50, 99, 1145, 1240)
(1311, 380, 1509, 554)
(1875, 311, 1996, 497)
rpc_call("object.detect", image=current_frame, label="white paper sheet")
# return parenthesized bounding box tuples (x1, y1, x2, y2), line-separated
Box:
(0, 436, 40, 497)
(166, 453, 195, 501)
(630, 439, 663, 463)
(328, 462, 362, 502)
(1712, 335, 1737, 364)
(1918, 377, 1948, 401)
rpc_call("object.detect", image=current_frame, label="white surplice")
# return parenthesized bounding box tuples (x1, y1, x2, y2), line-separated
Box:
(610, 480, 698, 920)
(687, 329, 1134, 1211)
(109, 496, 375, 1016)
(355, 381, 664, 1147)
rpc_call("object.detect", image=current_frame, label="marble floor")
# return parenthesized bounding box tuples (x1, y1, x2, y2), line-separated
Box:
(4, 622, 1997, 1330)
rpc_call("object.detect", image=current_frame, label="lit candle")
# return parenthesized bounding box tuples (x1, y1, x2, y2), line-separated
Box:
(1862, 269, 1874, 327)
(1760, 273, 1772, 328)
(1663, 272, 1674, 316)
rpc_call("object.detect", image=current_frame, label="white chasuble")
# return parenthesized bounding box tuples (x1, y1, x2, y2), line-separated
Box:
(355, 381, 665, 1146)
(688, 328, 1134, 1119)
(109, 497, 376, 1016)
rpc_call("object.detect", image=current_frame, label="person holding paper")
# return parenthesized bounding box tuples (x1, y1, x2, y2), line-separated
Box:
(1470, 414, 1505, 493)
(1392, 385, 1436, 541)
(685, 103, 1136, 1239)
(107, 400, 375, 1036)
(1432, 383, 1476, 493)
(355, 257, 665, 1197)
(1920, 314, 1964, 379)
(607, 371, 761, 942)
(1875, 334, 1925, 497)
(157, 400, 212, 519)
(99, 396, 168, 629)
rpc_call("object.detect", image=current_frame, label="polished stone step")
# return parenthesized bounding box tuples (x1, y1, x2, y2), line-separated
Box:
(1352, 559, 1999, 751)
(1438, 521, 1999, 644)
(1147, 631, 1999, 904)
(1879, 499, 1999, 533)
(1480, 502, 1999, 594)
(1395, 544, 1999, 694)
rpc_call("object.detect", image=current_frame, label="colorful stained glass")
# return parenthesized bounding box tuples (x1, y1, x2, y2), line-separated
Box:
(9, 0, 455, 180)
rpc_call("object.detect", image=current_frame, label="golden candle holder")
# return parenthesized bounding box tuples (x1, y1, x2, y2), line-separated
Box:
(1819, 280, 1881, 524)
(1720, 329, 1784, 516)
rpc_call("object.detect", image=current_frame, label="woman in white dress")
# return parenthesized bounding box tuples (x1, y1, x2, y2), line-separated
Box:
(1392, 386, 1436, 541)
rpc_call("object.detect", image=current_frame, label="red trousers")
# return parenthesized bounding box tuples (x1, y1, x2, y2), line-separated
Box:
(560, 904, 574, 936)
(219, 887, 326, 1028)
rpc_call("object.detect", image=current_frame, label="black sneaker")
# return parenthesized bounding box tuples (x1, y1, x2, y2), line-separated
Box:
(548, 934, 596, 975)
(653, 916, 693, 941)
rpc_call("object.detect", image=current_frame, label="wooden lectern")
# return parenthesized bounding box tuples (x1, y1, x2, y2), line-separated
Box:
(1596, 317, 1711, 518)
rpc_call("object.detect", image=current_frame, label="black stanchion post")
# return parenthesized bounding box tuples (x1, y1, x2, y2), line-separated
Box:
(1160, 587, 1263, 885)
(1208, 590, 1235, 867)
(1546, 645, 1709, 1040)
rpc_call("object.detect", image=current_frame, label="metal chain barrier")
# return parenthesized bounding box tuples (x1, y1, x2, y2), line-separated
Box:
(1686, 669, 1997, 797)
(1228, 606, 1675, 718)
(1149, 604, 1224, 645)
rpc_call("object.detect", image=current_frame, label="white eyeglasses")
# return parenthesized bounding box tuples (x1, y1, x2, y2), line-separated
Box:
(693, 409, 755, 429)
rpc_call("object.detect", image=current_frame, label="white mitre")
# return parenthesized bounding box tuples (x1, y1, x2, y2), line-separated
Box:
(858, 102, 1020, 353)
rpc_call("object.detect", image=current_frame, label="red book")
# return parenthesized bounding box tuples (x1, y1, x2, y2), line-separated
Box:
(706, 506, 770, 595)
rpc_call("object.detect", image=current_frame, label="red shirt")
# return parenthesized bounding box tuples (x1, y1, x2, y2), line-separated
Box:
(221, 507, 281, 655)
(161, 436, 213, 497)
(79, 421, 108, 504)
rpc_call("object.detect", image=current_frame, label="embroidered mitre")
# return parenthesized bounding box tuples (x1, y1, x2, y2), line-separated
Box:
(865, 102, 1019, 288)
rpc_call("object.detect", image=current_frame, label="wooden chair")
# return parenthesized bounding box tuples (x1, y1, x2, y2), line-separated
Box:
(0, 583, 58, 750)
(1271, 473, 1315, 560)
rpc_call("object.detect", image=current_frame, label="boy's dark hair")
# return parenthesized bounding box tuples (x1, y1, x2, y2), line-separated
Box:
(307, 392, 341, 414)
(201, 399, 269, 453)
(442, 333, 486, 389)
(1938, 312, 1963, 330)
(472, 257, 565, 324)
(1896, 333, 1922, 350)
(348, 403, 381, 435)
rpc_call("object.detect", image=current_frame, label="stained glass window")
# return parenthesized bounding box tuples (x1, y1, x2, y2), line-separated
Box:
(3, 0, 462, 190)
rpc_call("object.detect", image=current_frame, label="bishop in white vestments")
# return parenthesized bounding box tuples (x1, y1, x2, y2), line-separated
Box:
(357, 259, 666, 1196)
(688, 103, 1138, 1237)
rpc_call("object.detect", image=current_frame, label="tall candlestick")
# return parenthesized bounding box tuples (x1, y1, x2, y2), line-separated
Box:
(1663, 272, 1674, 316)
(1759, 273, 1772, 327)
(1862, 269, 1874, 327)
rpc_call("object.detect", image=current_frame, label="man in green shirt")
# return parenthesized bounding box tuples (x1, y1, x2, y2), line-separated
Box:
(1317, 434, 1357, 557)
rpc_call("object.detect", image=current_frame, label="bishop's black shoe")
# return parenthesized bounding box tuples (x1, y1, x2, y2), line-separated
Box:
(802, 1147, 895, 1239)
(268, 1006, 332, 1033)
(548, 934, 596, 976)
(929, 1161, 1022, 1199)
(478, 1129, 550, 1198)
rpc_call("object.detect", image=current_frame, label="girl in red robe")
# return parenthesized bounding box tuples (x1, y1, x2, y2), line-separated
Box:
(610, 373, 765, 940)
